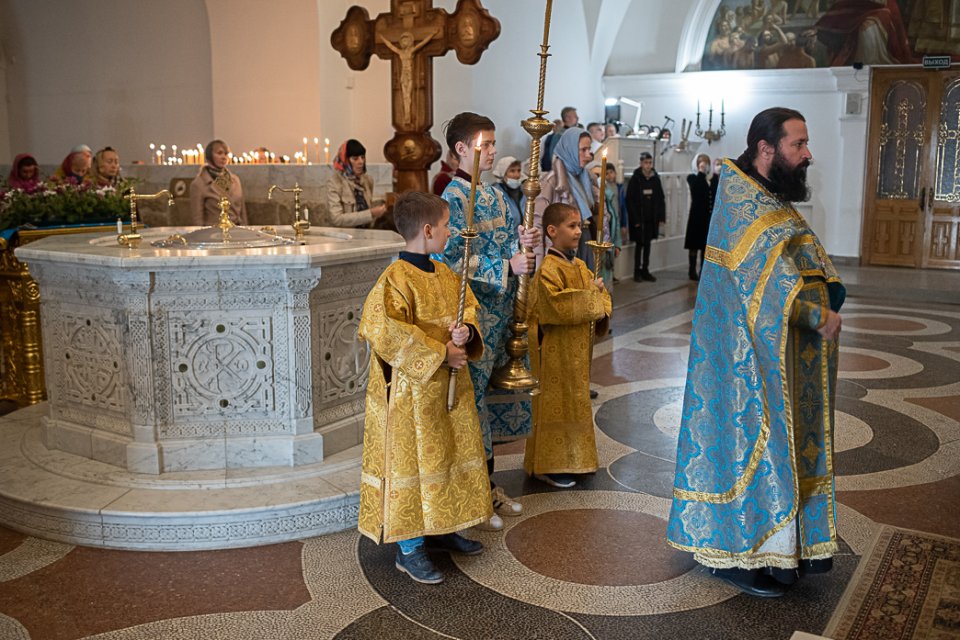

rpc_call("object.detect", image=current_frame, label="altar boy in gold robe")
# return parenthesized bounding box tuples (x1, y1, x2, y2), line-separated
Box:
(524, 203, 611, 489)
(357, 191, 492, 585)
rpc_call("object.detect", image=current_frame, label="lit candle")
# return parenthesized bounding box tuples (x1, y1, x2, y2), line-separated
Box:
(597, 149, 607, 244)
(541, 0, 553, 47)
(303, 137, 308, 159)
(324, 145, 330, 164)
(149, 143, 156, 164)
(314, 137, 320, 163)
(156, 149, 162, 164)
(465, 133, 483, 229)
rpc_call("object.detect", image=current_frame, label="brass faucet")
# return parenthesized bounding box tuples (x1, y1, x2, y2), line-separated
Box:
(268, 182, 309, 243)
(119, 188, 174, 248)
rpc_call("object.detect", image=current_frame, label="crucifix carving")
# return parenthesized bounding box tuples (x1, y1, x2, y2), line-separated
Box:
(331, 0, 499, 193)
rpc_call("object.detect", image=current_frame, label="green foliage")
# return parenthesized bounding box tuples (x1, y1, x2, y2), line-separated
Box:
(0, 180, 134, 230)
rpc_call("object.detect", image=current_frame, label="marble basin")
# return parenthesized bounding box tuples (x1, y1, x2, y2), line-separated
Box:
(15, 226, 404, 474)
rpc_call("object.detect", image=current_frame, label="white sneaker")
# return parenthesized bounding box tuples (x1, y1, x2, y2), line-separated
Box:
(492, 486, 523, 516)
(474, 513, 504, 531)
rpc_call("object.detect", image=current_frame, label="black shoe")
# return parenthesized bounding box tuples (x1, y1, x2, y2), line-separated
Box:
(641, 271, 657, 282)
(589, 389, 599, 399)
(633, 274, 644, 282)
(710, 567, 787, 598)
(689, 271, 700, 281)
(764, 566, 799, 586)
(425, 533, 483, 556)
(395, 547, 444, 584)
(799, 558, 833, 575)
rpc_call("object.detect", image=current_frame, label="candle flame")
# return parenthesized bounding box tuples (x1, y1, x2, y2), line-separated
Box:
(475, 132, 483, 149)
(313, 137, 319, 144)
(602, 149, 608, 159)
(303, 137, 308, 144)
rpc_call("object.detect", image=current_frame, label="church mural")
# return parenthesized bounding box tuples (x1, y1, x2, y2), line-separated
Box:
(701, 0, 960, 70)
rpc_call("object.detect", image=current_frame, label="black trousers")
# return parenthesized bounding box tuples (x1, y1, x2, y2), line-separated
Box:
(633, 232, 652, 274)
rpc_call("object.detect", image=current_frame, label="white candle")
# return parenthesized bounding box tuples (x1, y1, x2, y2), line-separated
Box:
(117, 219, 123, 234)
(303, 207, 309, 222)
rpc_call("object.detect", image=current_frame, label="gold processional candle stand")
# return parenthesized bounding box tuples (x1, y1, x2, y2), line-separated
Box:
(489, 0, 555, 394)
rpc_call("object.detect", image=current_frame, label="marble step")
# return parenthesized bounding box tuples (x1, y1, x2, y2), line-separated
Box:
(0, 404, 361, 551)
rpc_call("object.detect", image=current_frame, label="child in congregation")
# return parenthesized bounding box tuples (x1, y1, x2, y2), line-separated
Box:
(438, 112, 540, 530)
(357, 191, 491, 585)
(524, 203, 612, 489)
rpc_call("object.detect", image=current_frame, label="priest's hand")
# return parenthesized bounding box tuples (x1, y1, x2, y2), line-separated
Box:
(446, 340, 468, 369)
(449, 323, 470, 347)
(518, 225, 541, 249)
(818, 310, 842, 341)
(509, 250, 535, 276)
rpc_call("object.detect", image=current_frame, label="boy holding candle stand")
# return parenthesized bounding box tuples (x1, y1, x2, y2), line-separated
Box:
(357, 191, 491, 585)
(524, 203, 611, 488)
(438, 112, 541, 531)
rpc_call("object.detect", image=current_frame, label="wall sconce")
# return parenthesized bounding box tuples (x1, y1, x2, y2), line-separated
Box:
(695, 100, 726, 144)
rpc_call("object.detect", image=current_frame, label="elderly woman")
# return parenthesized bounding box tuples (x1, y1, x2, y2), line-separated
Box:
(326, 139, 386, 227)
(190, 139, 248, 226)
(533, 127, 595, 270)
(7, 154, 42, 192)
(51, 145, 92, 185)
(491, 155, 524, 229)
(86, 147, 122, 188)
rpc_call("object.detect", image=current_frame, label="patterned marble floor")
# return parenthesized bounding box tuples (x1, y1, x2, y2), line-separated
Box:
(0, 264, 957, 640)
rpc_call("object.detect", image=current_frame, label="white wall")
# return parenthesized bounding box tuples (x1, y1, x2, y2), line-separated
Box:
(432, 0, 605, 164)
(604, 67, 870, 258)
(0, 0, 213, 164)
(0, 43, 10, 163)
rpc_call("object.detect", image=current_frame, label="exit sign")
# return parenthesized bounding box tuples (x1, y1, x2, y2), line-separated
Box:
(923, 55, 952, 69)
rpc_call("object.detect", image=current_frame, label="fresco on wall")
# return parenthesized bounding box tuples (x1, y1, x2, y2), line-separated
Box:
(701, 0, 960, 70)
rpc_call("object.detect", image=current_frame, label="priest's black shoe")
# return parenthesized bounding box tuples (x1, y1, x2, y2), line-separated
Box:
(710, 567, 787, 598)
(764, 566, 799, 586)
(641, 270, 657, 282)
(799, 557, 833, 575)
(395, 547, 444, 584)
(425, 533, 483, 556)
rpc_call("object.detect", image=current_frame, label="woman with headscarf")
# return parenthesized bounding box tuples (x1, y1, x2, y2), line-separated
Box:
(189, 139, 248, 226)
(86, 147, 122, 188)
(6, 154, 42, 192)
(326, 139, 386, 228)
(51, 145, 92, 185)
(491, 155, 524, 229)
(533, 127, 595, 270)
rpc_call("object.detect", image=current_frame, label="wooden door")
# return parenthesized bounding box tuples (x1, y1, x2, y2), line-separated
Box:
(863, 68, 960, 270)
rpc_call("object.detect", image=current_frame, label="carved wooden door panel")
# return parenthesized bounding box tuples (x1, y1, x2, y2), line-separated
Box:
(863, 68, 960, 270)
(926, 73, 960, 268)
(863, 69, 928, 267)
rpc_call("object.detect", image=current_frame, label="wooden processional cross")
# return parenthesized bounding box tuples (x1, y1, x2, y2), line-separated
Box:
(331, 0, 499, 193)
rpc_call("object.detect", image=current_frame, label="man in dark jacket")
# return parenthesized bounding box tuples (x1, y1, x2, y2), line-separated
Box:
(625, 152, 666, 282)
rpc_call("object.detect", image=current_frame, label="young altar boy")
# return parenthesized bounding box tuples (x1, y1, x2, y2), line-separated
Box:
(524, 203, 612, 489)
(357, 191, 491, 585)
(438, 112, 541, 529)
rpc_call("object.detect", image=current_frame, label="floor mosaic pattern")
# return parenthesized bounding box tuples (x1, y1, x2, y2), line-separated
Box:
(0, 265, 957, 639)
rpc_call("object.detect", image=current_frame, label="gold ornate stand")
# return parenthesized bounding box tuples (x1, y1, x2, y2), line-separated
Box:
(0, 225, 123, 407)
(489, 0, 553, 393)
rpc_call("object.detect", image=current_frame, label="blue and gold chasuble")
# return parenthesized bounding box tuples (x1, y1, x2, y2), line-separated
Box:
(438, 177, 533, 456)
(667, 160, 845, 569)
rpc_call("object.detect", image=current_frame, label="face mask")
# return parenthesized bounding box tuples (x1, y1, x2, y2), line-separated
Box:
(505, 178, 522, 189)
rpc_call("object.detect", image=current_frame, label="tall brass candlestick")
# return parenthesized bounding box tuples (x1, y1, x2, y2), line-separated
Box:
(489, 0, 553, 393)
(447, 135, 483, 410)
(587, 149, 613, 280)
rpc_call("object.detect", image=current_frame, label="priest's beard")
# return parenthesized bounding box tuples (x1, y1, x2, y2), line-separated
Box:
(767, 150, 810, 203)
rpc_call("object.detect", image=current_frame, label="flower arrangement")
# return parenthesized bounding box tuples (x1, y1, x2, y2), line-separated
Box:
(0, 180, 134, 230)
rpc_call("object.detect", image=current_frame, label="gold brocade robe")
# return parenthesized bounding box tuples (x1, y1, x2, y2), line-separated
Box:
(357, 259, 492, 543)
(524, 253, 611, 476)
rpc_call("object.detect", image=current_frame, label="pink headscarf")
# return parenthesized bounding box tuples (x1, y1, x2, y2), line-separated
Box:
(7, 154, 42, 191)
